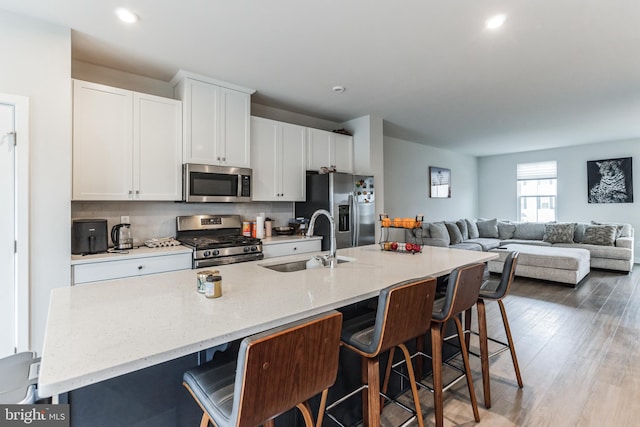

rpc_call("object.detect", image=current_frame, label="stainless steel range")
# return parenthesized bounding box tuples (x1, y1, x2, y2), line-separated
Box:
(176, 214, 263, 268)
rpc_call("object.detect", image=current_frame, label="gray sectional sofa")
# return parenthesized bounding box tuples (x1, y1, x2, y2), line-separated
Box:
(405, 218, 634, 273)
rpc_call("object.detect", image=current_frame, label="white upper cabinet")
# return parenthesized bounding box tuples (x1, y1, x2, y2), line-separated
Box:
(251, 117, 306, 201)
(173, 71, 254, 168)
(306, 128, 354, 173)
(72, 80, 182, 201)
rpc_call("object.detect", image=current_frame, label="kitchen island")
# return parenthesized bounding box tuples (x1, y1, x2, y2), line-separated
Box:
(39, 244, 497, 398)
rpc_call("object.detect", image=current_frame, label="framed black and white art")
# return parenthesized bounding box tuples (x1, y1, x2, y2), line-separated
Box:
(429, 166, 451, 198)
(587, 157, 633, 203)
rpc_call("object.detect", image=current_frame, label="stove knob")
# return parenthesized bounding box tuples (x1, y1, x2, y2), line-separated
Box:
(204, 251, 211, 257)
(213, 250, 219, 256)
(243, 247, 250, 253)
(251, 246, 257, 252)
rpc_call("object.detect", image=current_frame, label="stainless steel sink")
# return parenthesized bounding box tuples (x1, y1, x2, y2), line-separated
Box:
(261, 256, 353, 273)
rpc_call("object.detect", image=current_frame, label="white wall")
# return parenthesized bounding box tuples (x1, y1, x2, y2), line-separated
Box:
(383, 136, 478, 222)
(0, 10, 71, 353)
(478, 139, 640, 260)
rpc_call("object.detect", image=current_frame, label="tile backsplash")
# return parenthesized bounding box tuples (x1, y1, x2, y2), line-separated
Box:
(71, 201, 296, 245)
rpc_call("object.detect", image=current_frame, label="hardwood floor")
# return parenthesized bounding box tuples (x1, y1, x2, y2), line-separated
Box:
(381, 265, 640, 427)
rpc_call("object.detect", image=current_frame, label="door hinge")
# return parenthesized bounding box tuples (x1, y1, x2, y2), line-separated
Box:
(8, 131, 16, 146)
(14, 240, 17, 253)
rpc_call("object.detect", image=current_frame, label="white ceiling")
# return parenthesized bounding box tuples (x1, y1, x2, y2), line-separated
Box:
(1, 0, 639, 156)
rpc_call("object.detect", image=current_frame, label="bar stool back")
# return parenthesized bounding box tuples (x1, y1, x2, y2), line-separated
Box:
(335, 277, 437, 427)
(183, 310, 343, 427)
(431, 262, 486, 427)
(476, 251, 523, 408)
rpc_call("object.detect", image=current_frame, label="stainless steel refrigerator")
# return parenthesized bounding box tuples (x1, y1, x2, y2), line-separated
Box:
(295, 172, 375, 251)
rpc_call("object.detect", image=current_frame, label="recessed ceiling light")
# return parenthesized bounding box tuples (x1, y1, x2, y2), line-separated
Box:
(332, 86, 346, 93)
(115, 8, 138, 24)
(486, 14, 506, 30)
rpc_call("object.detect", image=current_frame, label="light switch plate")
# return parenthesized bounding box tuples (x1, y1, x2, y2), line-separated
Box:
(120, 215, 130, 224)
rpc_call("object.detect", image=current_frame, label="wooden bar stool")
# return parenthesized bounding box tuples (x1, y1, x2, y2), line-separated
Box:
(183, 310, 342, 427)
(416, 263, 485, 427)
(327, 277, 437, 427)
(474, 251, 523, 408)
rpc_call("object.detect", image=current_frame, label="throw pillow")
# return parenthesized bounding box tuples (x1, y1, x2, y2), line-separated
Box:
(581, 225, 617, 246)
(445, 222, 464, 245)
(429, 222, 451, 246)
(591, 221, 631, 238)
(466, 219, 480, 239)
(497, 221, 516, 240)
(476, 218, 499, 238)
(543, 223, 576, 244)
(456, 219, 469, 240)
(513, 222, 546, 240)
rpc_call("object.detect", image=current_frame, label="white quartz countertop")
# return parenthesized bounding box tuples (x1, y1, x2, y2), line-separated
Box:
(71, 245, 193, 265)
(40, 245, 496, 397)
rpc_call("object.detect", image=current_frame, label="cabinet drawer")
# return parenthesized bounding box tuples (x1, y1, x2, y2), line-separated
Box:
(73, 253, 192, 285)
(262, 240, 321, 259)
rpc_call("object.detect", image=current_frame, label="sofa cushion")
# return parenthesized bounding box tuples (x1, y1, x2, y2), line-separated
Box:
(451, 242, 483, 251)
(573, 223, 588, 243)
(554, 243, 632, 260)
(581, 225, 616, 246)
(513, 222, 546, 240)
(501, 239, 552, 247)
(477, 218, 499, 238)
(465, 238, 501, 251)
(445, 222, 464, 245)
(456, 219, 469, 240)
(466, 219, 479, 239)
(429, 222, 450, 246)
(497, 221, 516, 240)
(543, 223, 576, 244)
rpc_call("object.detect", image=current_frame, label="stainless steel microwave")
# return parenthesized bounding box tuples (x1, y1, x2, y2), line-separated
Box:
(183, 163, 252, 203)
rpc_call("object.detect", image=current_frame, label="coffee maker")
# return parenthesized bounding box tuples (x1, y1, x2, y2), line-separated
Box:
(111, 223, 133, 250)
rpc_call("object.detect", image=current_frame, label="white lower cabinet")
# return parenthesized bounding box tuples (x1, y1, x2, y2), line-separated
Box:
(251, 117, 306, 201)
(262, 239, 322, 259)
(72, 253, 192, 285)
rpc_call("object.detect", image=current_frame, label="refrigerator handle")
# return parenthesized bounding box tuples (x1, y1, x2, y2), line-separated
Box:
(351, 192, 359, 247)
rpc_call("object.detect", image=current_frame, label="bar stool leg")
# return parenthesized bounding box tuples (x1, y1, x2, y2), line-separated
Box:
(361, 356, 381, 427)
(264, 419, 275, 427)
(295, 402, 314, 427)
(397, 343, 425, 427)
(381, 347, 396, 410)
(316, 389, 329, 427)
(499, 300, 524, 388)
(431, 323, 444, 427)
(453, 316, 480, 422)
(199, 414, 210, 427)
(477, 299, 491, 408)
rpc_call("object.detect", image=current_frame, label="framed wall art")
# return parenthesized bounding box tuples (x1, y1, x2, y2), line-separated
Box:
(429, 166, 451, 198)
(587, 157, 633, 203)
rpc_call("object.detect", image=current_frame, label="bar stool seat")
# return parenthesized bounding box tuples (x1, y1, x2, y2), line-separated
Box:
(184, 310, 343, 427)
(327, 277, 437, 427)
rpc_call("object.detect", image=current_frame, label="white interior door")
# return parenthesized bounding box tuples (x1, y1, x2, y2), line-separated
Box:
(0, 102, 16, 357)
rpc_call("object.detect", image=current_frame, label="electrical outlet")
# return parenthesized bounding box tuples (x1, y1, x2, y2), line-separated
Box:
(120, 215, 130, 224)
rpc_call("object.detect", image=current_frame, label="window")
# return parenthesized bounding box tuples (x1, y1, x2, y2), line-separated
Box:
(517, 161, 557, 222)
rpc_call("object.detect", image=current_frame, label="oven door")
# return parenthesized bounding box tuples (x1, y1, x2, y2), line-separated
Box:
(183, 163, 252, 202)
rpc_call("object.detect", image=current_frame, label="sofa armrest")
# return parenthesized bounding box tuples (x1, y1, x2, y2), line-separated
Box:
(616, 236, 634, 249)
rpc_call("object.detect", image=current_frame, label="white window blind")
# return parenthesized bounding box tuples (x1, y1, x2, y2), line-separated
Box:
(517, 161, 557, 180)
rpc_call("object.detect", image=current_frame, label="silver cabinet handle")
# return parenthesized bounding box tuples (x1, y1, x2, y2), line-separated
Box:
(138, 265, 143, 270)
(135, 190, 140, 195)
(128, 190, 133, 195)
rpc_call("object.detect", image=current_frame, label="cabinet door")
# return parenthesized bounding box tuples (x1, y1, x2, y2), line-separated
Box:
(181, 78, 219, 164)
(220, 88, 251, 167)
(73, 80, 133, 200)
(280, 123, 306, 201)
(333, 133, 354, 174)
(134, 93, 183, 200)
(307, 128, 332, 171)
(250, 117, 279, 201)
